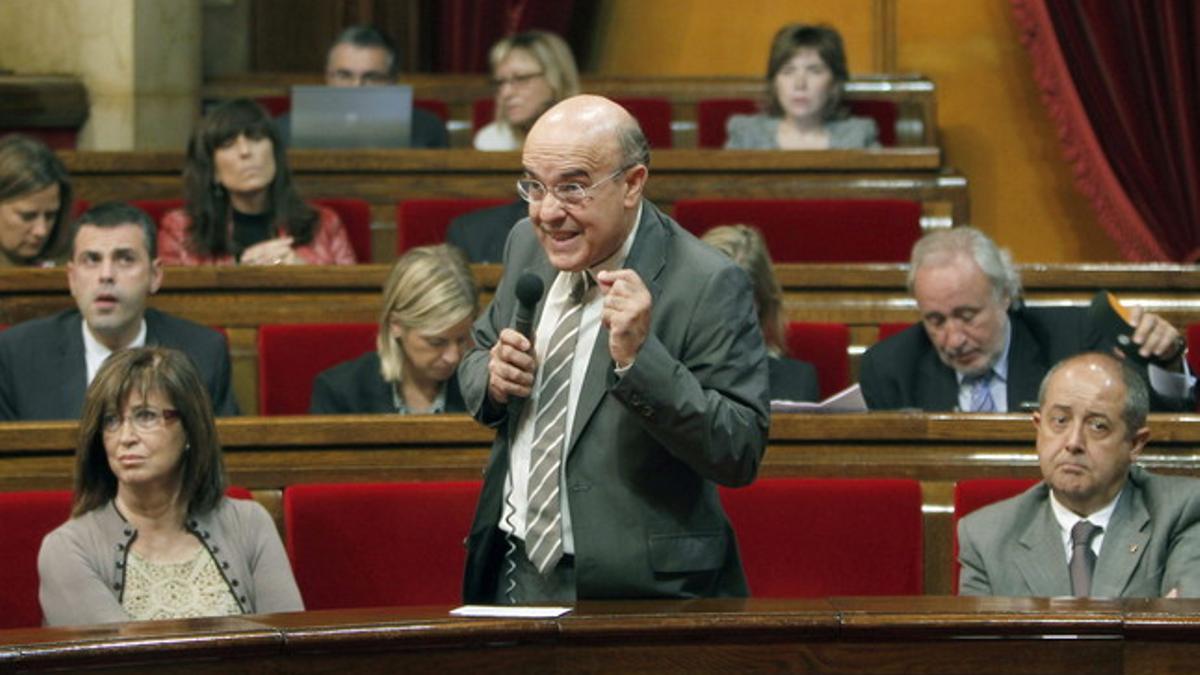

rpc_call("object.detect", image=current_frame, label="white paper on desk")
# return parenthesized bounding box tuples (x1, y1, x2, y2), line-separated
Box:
(450, 605, 572, 618)
(771, 383, 867, 413)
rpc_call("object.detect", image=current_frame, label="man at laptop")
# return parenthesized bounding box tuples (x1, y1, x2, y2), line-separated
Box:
(278, 25, 449, 149)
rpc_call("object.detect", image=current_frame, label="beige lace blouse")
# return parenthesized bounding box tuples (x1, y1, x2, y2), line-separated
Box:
(121, 547, 242, 621)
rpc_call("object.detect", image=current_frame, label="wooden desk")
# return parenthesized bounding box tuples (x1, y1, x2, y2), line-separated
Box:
(2, 597, 1198, 673)
(204, 73, 940, 148)
(61, 148, 965, 262)
(3, 413, 1199, 595)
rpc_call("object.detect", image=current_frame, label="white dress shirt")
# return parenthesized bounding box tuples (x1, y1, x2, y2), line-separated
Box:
(82, 320, 147, 385)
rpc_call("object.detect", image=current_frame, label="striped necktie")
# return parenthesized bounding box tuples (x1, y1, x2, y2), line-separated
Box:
(525, 273, 589, 574)
(966, 371, 996, 412)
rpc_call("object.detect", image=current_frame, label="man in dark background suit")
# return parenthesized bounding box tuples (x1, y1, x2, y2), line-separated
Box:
(459, 95, 769, 603)
(446, 199, 527, 264)
(860, 227, 1192, 413)
(0, 203, 237, 420)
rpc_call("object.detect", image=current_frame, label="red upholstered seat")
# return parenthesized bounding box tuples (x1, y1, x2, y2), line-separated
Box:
(395, 198, 510, 254)
(471, 97, 673, 148)
(952, 478, 1039, 592)
(312, 197, 372, 262)
(133, 197, 371, 262)
(785, 322, 850, 399)
(696, 97, 898, 148)
(721, 478, 923, 597)
(675, 198, 921, 263)
(877, 322, 914, 343)
(0, 490, 73, 628)
(284, 481, 482, 609)
(257, 323, 377, 415)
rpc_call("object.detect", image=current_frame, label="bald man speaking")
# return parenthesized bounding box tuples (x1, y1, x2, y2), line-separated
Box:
(458, 95, 770, 604)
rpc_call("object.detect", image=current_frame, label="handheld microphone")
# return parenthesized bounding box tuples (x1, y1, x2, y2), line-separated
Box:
(512, 272, 544, 341)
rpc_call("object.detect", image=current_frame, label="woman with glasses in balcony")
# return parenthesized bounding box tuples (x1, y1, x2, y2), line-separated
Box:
(38, 347, 303, 626)
(726, 24, 879, 150)
(474, 31, 580, 151)
(160, 98, 356, 266)
(311, 244, 477, 414)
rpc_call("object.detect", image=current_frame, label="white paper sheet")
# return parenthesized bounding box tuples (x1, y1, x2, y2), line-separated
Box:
(449, 605, 572, 618)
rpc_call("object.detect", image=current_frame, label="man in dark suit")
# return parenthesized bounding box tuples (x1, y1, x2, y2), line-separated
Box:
(958, 352, 1200, 597)
(458, 95, 770, 603)
(276, 25, 448, 149)
(860, 227, 1192, 412)
(446, 199, 528, 264)
(0, 202, 237, 420)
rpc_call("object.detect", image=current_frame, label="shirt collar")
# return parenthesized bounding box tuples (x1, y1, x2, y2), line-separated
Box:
(82, 318, 148, 385)
(1049, 480, 1123, 528)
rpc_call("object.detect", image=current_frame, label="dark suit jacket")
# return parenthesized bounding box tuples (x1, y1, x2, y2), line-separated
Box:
(958, 466, 1200, 597)
(276, 108, 449, 149)
(458, 202, 771, 602)
(768, 355, 820, 402)
(309, 350, 466, 414)
(0, 308, 238, 421)
(859, 306, 1193, 412)
(445, 200, 528, 264)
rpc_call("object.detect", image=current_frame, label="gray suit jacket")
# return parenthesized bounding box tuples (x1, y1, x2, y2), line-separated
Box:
(459, 202, 770, 602)
(0, 308, 238, 420)
(958, 466, 1200, 597)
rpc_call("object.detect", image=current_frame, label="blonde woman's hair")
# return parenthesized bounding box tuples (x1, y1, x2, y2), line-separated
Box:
(489, 30, 581, 131)
(377, 245, 478, 383)
(701, 225, 787, 357)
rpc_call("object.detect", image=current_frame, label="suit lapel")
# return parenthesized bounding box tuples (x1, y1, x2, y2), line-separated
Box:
(1014, 500, 1072, 596)
(59, 314, 88, 416)
(919, 355, 959, 410)
(567, 203, 668, 452)
(1005, 313, 1049, 411)
(1092, 484, 1150, 597)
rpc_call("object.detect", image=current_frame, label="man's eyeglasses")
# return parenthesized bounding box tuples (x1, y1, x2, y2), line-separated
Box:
(102, 407, 181, 434)
(517, 165, 635, 207)
(491, 72, 544, 89)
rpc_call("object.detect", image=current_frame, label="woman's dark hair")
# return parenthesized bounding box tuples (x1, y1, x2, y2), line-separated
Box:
(765, 23, 850, 120)
(182, 99, 317, 258)
(0, 134, 73, 263)
(74, 347, 226, 518)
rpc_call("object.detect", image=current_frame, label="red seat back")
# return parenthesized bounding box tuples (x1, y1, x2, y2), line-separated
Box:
(284, 481, 482, 609)
(785, 322, 850, 399)
(697, 97, 898, 148)
(721, 478, 923, 596)
(0, 491, 73, 628)
(877, 322, 914, 343)
(395, 198, 510, 254)
(675, 198, 922, 263)
(952, 478, 1039, 592)
(258, 323, 377, 415)
(312, 197, 371, 262)
(471, 97, 672, 147)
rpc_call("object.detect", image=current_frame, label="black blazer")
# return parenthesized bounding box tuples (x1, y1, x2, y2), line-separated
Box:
(0, 308, 238, 421)
(445, 200, 528, 264)
(859, 306, 1193, 412)
(768, 355, 820, 402)
(309, 350, 466, 414)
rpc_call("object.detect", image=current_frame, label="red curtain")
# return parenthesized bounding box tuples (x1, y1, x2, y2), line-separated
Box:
(432, 0, 576, 73)
(1012, 0, 1199, 261)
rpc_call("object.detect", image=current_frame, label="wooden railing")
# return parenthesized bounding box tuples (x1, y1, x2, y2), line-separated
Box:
(4, 412, 1200, 595)
(3, 597, 1199, 673)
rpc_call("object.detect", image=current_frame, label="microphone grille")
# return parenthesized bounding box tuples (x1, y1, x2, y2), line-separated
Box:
(515, 273, 545, 307)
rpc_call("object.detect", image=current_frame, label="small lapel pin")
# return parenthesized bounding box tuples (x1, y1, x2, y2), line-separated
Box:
(1129, 544, 1139, 553)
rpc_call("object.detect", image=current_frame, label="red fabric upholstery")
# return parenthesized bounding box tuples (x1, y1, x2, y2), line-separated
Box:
(470, 97, 672, 148)
(129, 199, 185, 229)
(395, 198, 510, 254)
(0, 491, 73, 628)
(721, 478, 923, 597)
(952, 478, 1039, 592)
(785, 322, 850, 399)
(1186, 324, 1200, 380)
(674, 198, 922, 263)
(697, 98, 759, 148)
(284, 481, 482, 609)
(0, 128, 79, 150)
(878, 322, 914, 343)
(257, 323, 377, 415)
(312, 197, 371, 262)
(696, 97, 898, 148)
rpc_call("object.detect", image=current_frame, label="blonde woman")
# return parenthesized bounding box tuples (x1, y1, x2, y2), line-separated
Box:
(701, 225, 819, 401)
(473, 31, 580, 151)
(310, 245, 478, 413)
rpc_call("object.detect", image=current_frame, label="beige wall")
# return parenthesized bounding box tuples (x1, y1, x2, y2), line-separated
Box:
(0, 0, 200, 150)
(590, 0, 1118, 262)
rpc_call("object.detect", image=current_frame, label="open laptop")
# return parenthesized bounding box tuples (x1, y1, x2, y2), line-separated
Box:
(289, 85, 413, 149)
